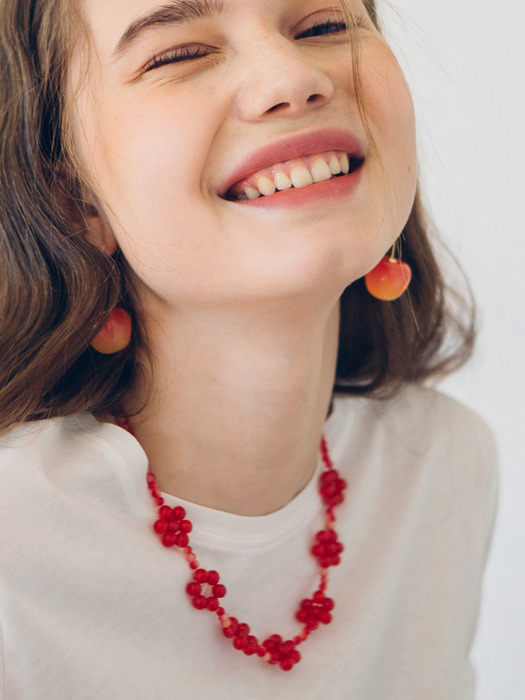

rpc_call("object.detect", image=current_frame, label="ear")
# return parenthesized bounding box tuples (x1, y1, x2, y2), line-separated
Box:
(84, 203, 119, 256)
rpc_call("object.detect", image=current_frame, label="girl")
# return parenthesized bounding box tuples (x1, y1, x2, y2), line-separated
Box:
(0, 0, 497, 698)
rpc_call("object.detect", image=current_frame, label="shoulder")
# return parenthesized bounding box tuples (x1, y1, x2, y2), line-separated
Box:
(0, 413, 115, 476)
(330, 384, 498, 527)
(0, 413, 148, 517)
(333, 383, 497, 466)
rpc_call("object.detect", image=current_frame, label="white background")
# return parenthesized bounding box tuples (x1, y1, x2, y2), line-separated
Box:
(383, 1, 524, 697)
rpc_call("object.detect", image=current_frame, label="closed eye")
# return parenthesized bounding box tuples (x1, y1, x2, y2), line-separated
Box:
(296, 20, 348, 40)
(144, 44, 212, 72)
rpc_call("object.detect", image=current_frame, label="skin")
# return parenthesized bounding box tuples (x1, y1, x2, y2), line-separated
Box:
(73, 0, 417, 515)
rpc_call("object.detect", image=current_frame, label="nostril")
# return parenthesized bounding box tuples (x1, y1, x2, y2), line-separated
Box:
(265, 93, 325, 115)
(267, 102, 289, 113)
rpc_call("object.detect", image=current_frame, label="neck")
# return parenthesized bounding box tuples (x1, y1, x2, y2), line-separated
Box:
(127, 299, 340, 516)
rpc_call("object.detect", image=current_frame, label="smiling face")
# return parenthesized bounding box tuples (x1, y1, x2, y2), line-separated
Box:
(71, 0, 417, 311)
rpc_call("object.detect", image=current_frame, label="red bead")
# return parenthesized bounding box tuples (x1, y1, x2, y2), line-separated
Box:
(173, 506, 186, 521)
(228, 617, 239, 630)
(319, 611, 332, 625)
(194, 569, 208, 584)
(158, 505, 173, 520)
(175, 533, 189, 548)
(212, 584, 226, 598)
(262, 634, 282, 653)
(236, 623, 250, 638)
(207, 597, 219, 611)
(153, 519, 168, 534)
(186, 582, 201, 597)
(180, 520, 193, 533)
(290, 650, 301, 664)
(305, 616, 318, 631)
(192, 595, 207, 610)
(206, 570, 220, 585)
(222, 626, 235, 639)
(161, 533, 176, 548)
(243, 636, 258, 656)
(233, 636, 247, 651)
(279, 641, 295, 656)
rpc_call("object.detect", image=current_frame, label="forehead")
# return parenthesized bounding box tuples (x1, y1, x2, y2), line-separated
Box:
(80, 0, 355, 61)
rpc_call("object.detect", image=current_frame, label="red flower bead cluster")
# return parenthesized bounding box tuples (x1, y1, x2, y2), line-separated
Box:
(319, 469, 347, 508)
(296, 591, 335, 630)
(261, 635, 301, 671)
(186, 568, 227, 611)
(153, 504, 193, 549)
(312, 530, 344, 568)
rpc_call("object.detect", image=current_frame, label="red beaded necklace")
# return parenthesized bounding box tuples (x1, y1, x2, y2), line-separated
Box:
(118, 416, 346, 672)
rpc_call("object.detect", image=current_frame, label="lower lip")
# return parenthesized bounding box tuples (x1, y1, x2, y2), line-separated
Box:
(226, 166, 363, 209)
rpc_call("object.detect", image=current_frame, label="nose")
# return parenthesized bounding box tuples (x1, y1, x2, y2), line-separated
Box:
(234, 33, 336, 121)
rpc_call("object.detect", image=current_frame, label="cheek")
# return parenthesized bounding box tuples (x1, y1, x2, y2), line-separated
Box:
(77, 89, 218, 249)
(101, 97, 202, 202)
(360, 44, 418, 212)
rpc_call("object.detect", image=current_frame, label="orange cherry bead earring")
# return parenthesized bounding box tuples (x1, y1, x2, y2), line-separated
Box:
(364, 245, 412, 301)
(89, 307, 132, 354)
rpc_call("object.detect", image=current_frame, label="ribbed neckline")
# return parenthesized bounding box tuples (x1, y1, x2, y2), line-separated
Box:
(88, 397, 349, 551)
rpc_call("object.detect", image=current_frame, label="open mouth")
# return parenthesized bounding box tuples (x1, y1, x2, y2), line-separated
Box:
(223, 150, 364, 202)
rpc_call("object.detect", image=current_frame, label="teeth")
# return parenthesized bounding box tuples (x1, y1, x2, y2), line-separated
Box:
(290, 165, 314, 189)
(311, 158, 333, 183)
(274, 171, 292, 191)
(256, 175, 276, 196)
(244, 186, 260, 200)
(329, 155, 342, 175)
(234, 151, 360, 200)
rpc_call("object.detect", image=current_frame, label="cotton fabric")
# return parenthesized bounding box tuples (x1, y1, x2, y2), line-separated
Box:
(0, 386, 497, 699)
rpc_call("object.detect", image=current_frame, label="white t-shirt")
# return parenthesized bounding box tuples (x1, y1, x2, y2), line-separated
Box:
(0, 386, 497, 700)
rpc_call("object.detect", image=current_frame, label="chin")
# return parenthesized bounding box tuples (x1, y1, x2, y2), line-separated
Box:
(239, 250, 375, 306)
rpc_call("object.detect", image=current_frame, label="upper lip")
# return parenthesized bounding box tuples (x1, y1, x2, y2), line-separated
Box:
(218, 127, 366, 198)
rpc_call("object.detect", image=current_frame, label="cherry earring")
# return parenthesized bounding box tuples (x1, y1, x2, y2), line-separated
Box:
(364, 247, 412, 301)
(89, 307, 132, 354)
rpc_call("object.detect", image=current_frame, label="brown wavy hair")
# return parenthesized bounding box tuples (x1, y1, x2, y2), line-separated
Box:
(0, 0, 474, 435)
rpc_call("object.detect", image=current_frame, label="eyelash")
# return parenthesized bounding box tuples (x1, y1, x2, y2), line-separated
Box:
(296, 19, 348, 39)
(145, 45, 210, 72)
(144, 18, 354, 73)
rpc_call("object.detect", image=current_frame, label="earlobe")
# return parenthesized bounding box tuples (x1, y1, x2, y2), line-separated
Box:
(85, 203, 118, 256)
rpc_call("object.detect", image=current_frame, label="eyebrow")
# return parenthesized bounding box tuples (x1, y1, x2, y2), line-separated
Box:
(112, 0, 225, 58)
